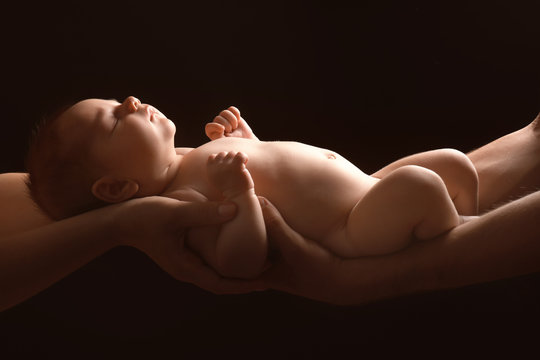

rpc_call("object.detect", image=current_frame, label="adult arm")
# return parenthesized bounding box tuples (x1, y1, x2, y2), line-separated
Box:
(372, 118, 540, 213)
(256, 114, 540, 304)
(0, 173, 258, 312)
(0, 173, 53, 237)
(257, 193, 540, 305)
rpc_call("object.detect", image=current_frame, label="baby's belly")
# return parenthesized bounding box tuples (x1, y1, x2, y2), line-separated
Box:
(174, 138, 377, 241)
(249, 142, 377, 241)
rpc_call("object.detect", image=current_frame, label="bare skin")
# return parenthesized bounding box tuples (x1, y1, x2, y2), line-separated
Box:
(44, 97, 479, 278)
(467, 114, 540, 212)
(3, 104, 539, 309)
(254, 115, 540, 305)
(0, 172, 252, 312)
(174, 109, 478, 275)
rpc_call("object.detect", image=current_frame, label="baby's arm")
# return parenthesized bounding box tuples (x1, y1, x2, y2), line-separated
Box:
(203, 151, 267, 279)
(205, 106, 259, 141)
(372, 149, 479, 215)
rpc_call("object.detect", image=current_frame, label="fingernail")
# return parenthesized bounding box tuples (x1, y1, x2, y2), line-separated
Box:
(218, 203, 237, 217)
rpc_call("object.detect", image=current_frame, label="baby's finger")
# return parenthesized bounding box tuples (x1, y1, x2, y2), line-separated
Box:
(205, 123, 225, 140)
(219, 109, 239, 130)
(228, 106, 241, 121)
(213, 115, 233, 133)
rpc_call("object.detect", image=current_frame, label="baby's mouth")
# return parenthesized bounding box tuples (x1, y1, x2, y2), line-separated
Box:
(151, 108, 167, 122)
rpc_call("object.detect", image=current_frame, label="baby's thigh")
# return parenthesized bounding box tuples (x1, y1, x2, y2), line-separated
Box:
(327, 165, 458, 257)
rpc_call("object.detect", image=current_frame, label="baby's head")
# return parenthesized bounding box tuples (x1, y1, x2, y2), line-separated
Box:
(26, 96, 177, 220)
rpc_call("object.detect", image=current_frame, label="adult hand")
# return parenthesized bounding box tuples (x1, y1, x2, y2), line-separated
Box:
(256, 197, 350, 304)
(110, 196, 261, 295)
(256, 197, 441, 305)
(258, 189, 540, 306)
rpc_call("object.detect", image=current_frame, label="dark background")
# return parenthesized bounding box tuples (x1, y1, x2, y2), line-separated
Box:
(1, 0, 540, 357)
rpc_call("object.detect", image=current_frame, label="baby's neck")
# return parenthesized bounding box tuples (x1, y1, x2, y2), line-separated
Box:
(161, 147, 193, 194)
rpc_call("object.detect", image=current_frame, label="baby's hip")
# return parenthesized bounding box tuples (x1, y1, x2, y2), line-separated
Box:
(269, 179, 377, 242)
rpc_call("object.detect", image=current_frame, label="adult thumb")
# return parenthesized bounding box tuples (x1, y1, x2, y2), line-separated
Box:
(259, 197, 307, 263)
(172, 200, 237, 228)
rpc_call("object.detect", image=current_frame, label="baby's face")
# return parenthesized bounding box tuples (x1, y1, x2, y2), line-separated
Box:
(57, 96, 177, 190)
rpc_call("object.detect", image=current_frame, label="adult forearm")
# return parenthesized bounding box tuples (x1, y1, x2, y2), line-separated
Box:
(0, 207, 118, 312)
(425, 190, 540, 289)
(467, 124, 540, 212)
(338, 191, 540, 305)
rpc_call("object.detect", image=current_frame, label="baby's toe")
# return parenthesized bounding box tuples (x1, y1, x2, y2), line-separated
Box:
(216, 151, 228, 161)
(233, 152, 248, 165)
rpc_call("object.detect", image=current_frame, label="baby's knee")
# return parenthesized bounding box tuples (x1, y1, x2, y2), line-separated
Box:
(438, 148, 478, 184)
(388, 165, 450, 204)
(389, 165, 459, 238)
(390, 165, 446, 190)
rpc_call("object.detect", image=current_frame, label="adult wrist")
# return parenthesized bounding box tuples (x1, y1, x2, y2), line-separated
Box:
(102, 202, 135, 248)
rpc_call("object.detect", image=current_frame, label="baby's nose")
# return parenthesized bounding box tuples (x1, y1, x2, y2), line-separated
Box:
(124, 96, 141, 112)
(116, 96, 141, 117)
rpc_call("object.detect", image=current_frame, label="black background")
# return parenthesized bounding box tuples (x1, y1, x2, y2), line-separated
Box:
(1, 1, 540, 357)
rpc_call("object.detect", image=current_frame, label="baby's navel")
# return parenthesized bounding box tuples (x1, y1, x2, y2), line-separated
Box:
(327, 153, 336, 160)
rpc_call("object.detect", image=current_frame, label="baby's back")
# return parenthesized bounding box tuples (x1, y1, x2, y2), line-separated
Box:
(170, 138, 376, 241)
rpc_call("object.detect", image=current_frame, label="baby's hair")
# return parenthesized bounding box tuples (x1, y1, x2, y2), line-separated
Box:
(25, 103, 108, 220)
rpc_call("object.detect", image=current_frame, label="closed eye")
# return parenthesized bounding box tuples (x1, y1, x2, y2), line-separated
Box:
(111, 114, 119, 133)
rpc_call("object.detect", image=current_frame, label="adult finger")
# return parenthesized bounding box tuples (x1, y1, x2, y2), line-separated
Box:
(258, 196, 342, 296)
(171, 200, 238, 228)
(180, 250, 266, 294)
(259, 197, 309, 263)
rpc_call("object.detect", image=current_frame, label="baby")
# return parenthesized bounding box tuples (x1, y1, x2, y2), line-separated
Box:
(26, 96, 478, 279)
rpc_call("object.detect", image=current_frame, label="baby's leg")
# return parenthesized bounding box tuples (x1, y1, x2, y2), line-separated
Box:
(206, 151, 267, 279)
(372, 149, 479, 215)
(334, 165, 459, 257)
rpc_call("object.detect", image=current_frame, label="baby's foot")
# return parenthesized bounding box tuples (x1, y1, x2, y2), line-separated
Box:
(207, 151, 255, 198)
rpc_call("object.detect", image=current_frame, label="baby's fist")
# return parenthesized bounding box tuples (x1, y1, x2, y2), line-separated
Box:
(205, 106, 241, 140)
(205, 106, 258, 141)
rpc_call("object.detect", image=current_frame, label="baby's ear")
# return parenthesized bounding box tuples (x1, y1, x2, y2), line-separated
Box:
(91, 176, 139, 203)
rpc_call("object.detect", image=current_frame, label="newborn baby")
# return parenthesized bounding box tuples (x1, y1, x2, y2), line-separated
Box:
(26, 96, 478, 279)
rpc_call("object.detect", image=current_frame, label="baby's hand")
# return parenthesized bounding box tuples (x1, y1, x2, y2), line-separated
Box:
(207, 151, 255, 198)
(205, 106, 259, 141)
